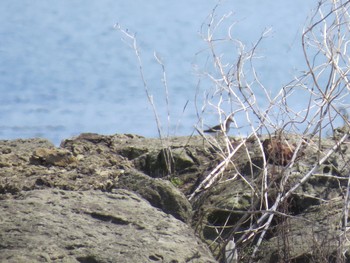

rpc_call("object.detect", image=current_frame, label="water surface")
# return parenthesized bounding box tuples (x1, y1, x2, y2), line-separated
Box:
(0, 0, 316, 144)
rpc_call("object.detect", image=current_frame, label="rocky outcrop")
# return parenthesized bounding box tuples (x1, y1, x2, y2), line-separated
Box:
(1, 132, 350, 262)
(0, 189, 215, 263)
(0, 134, 217, 263)
(116, 169, 193, 223)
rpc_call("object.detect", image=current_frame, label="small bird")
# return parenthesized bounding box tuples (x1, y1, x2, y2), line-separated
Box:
(204, 116, 234, 135)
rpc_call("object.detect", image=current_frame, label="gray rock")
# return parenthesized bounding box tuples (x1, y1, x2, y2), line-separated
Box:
(0, 189, 216, 263)
(117, 169, 193, 223)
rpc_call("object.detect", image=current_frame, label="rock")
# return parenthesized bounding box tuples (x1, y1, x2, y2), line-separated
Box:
(116, 169, 193, 223)
(0, 189, 216, 263)
(1, 138, 55, 152)
(191, 177, 254, 249)
(0, 138, 54, 167)
(2, 132, 350, 262)
(255, 201, 350, 262)
(60, 133, 211, 195)
(30, 148, 76, 167)
(107, 134, 203, 178)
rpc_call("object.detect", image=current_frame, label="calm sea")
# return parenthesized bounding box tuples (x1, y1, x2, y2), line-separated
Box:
(0, 0, 316, 145)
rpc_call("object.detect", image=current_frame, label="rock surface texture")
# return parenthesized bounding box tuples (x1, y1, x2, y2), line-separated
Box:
(1, 132, 350, 262)
(0, 189, 214, 263)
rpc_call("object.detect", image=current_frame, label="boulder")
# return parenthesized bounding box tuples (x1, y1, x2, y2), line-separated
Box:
(116, 169, 193, 223)
(0, 189, 216, 263)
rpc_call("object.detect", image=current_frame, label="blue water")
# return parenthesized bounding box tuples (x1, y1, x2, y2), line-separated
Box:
(0, 0, 316, 145)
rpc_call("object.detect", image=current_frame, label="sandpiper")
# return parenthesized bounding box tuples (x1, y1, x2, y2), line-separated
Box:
(204, 115, 234, 135)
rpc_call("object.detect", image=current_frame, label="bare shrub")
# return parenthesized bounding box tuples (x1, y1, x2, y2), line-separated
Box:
(191, 0, 350, 262)
(115, 1, 350, 261)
